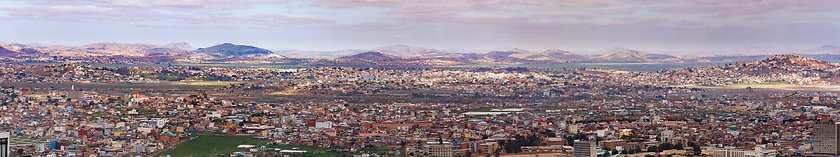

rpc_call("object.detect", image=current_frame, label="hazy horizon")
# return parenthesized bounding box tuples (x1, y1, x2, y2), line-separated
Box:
(1, 0, 839, 52)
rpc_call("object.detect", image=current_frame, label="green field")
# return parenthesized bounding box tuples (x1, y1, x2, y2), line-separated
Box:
(729, 82, 789, 86)
(469, 108, 519, 112)
(159, 133, 271, 157)
(160, 132, 395, 157)
(176, 81, 245, 86)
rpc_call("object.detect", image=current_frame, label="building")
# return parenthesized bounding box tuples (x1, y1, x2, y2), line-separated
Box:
(574, 140, 596, 157)
(543, 137, 566, 146)
(568, 125, 580, 134)
(315, 122, 334, 129)
(478, 142, 498, 154)
(424, 141, 454, 157)
(371, 119, 434, 130)
(813, 119, 840, 156)
(522, 145, 563, 153)
(712, 145, 777, 157)
(601, 140, 626, 151)
(1, 132, 7, 157)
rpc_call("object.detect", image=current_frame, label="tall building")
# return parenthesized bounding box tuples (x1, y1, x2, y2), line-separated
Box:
(813, 119, 840, 156)
(424, 141, 454, 157)
(1, 132, 8, 157)
(574, 140, 596, 157)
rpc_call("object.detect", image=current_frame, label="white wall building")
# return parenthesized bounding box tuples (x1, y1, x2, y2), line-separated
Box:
(712, 145, 777, 157)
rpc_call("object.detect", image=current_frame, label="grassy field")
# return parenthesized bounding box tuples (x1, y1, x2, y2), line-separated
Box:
(173, 81, 245, 86)
(159, 133, 271, 157)
(729, 82, 789, 86)
(469, 108, 519, 112)
(160, 132, 394, 157)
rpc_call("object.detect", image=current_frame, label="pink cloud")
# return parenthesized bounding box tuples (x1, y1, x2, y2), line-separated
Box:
(22, 0, 294, 10)
(541, 8, 638, 18)
(655, 0, 840, 16)
(0, 5, 172, 21)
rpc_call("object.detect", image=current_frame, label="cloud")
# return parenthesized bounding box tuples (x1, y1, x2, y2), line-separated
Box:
(2, 0, 840, 51)
(541, 8, 638, 18)
(308, 0, 404, 8)
(654, 0, 840, 16)
(0, 0, 331, 28)
(0, 5, 173, 21)
(24, 0, 294, 10)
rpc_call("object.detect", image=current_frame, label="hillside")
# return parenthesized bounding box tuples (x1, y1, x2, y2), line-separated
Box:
(807, 45, 840, 54)
(595, 50, 649, 63)
(164, 42, 195, 51)
(591, 49, 678, 63)
(192, 43, 276, 57)
(738, 55, 839, 74)
(0, 45, 18, 56)
(525, 49, 588, 62)
(371, 45, 443, 56)
(337, 52, 401, 60)
(67, 43, 186, 56)
(0, 44, 49, 57)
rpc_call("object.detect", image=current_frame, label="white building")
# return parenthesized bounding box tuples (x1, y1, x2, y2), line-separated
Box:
(315, 122, 334, 129)
(712, 145, 777, 157)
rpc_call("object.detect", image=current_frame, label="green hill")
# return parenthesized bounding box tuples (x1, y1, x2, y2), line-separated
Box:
(193, 43, 273, 57)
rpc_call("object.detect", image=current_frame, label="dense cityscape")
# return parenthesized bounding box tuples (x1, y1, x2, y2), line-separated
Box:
(0, 54, 839, 157)
(2, 0, 839, 157)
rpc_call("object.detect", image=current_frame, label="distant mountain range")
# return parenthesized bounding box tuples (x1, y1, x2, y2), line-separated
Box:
(2, 41, 840, 66)
(9, 42, 188, 56)
(2, 42, 284, 59)
(325, 45, 840, 65)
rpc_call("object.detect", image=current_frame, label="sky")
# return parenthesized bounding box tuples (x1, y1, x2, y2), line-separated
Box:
(0, 0, 839, 52)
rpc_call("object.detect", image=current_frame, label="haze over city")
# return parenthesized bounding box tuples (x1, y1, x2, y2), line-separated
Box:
(1, 0, 839, 52)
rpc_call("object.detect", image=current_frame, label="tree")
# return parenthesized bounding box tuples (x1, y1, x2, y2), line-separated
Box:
(622, 149, 629, 154)
(660, 143, 672, 150)
(647, 146, 659, 153)
(692, 144, 701, 153)
(612, 149, 619, 155)
(566, 136, 576, 146)
(504, 140, 522, 153)
(674, 143, 683, 150)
